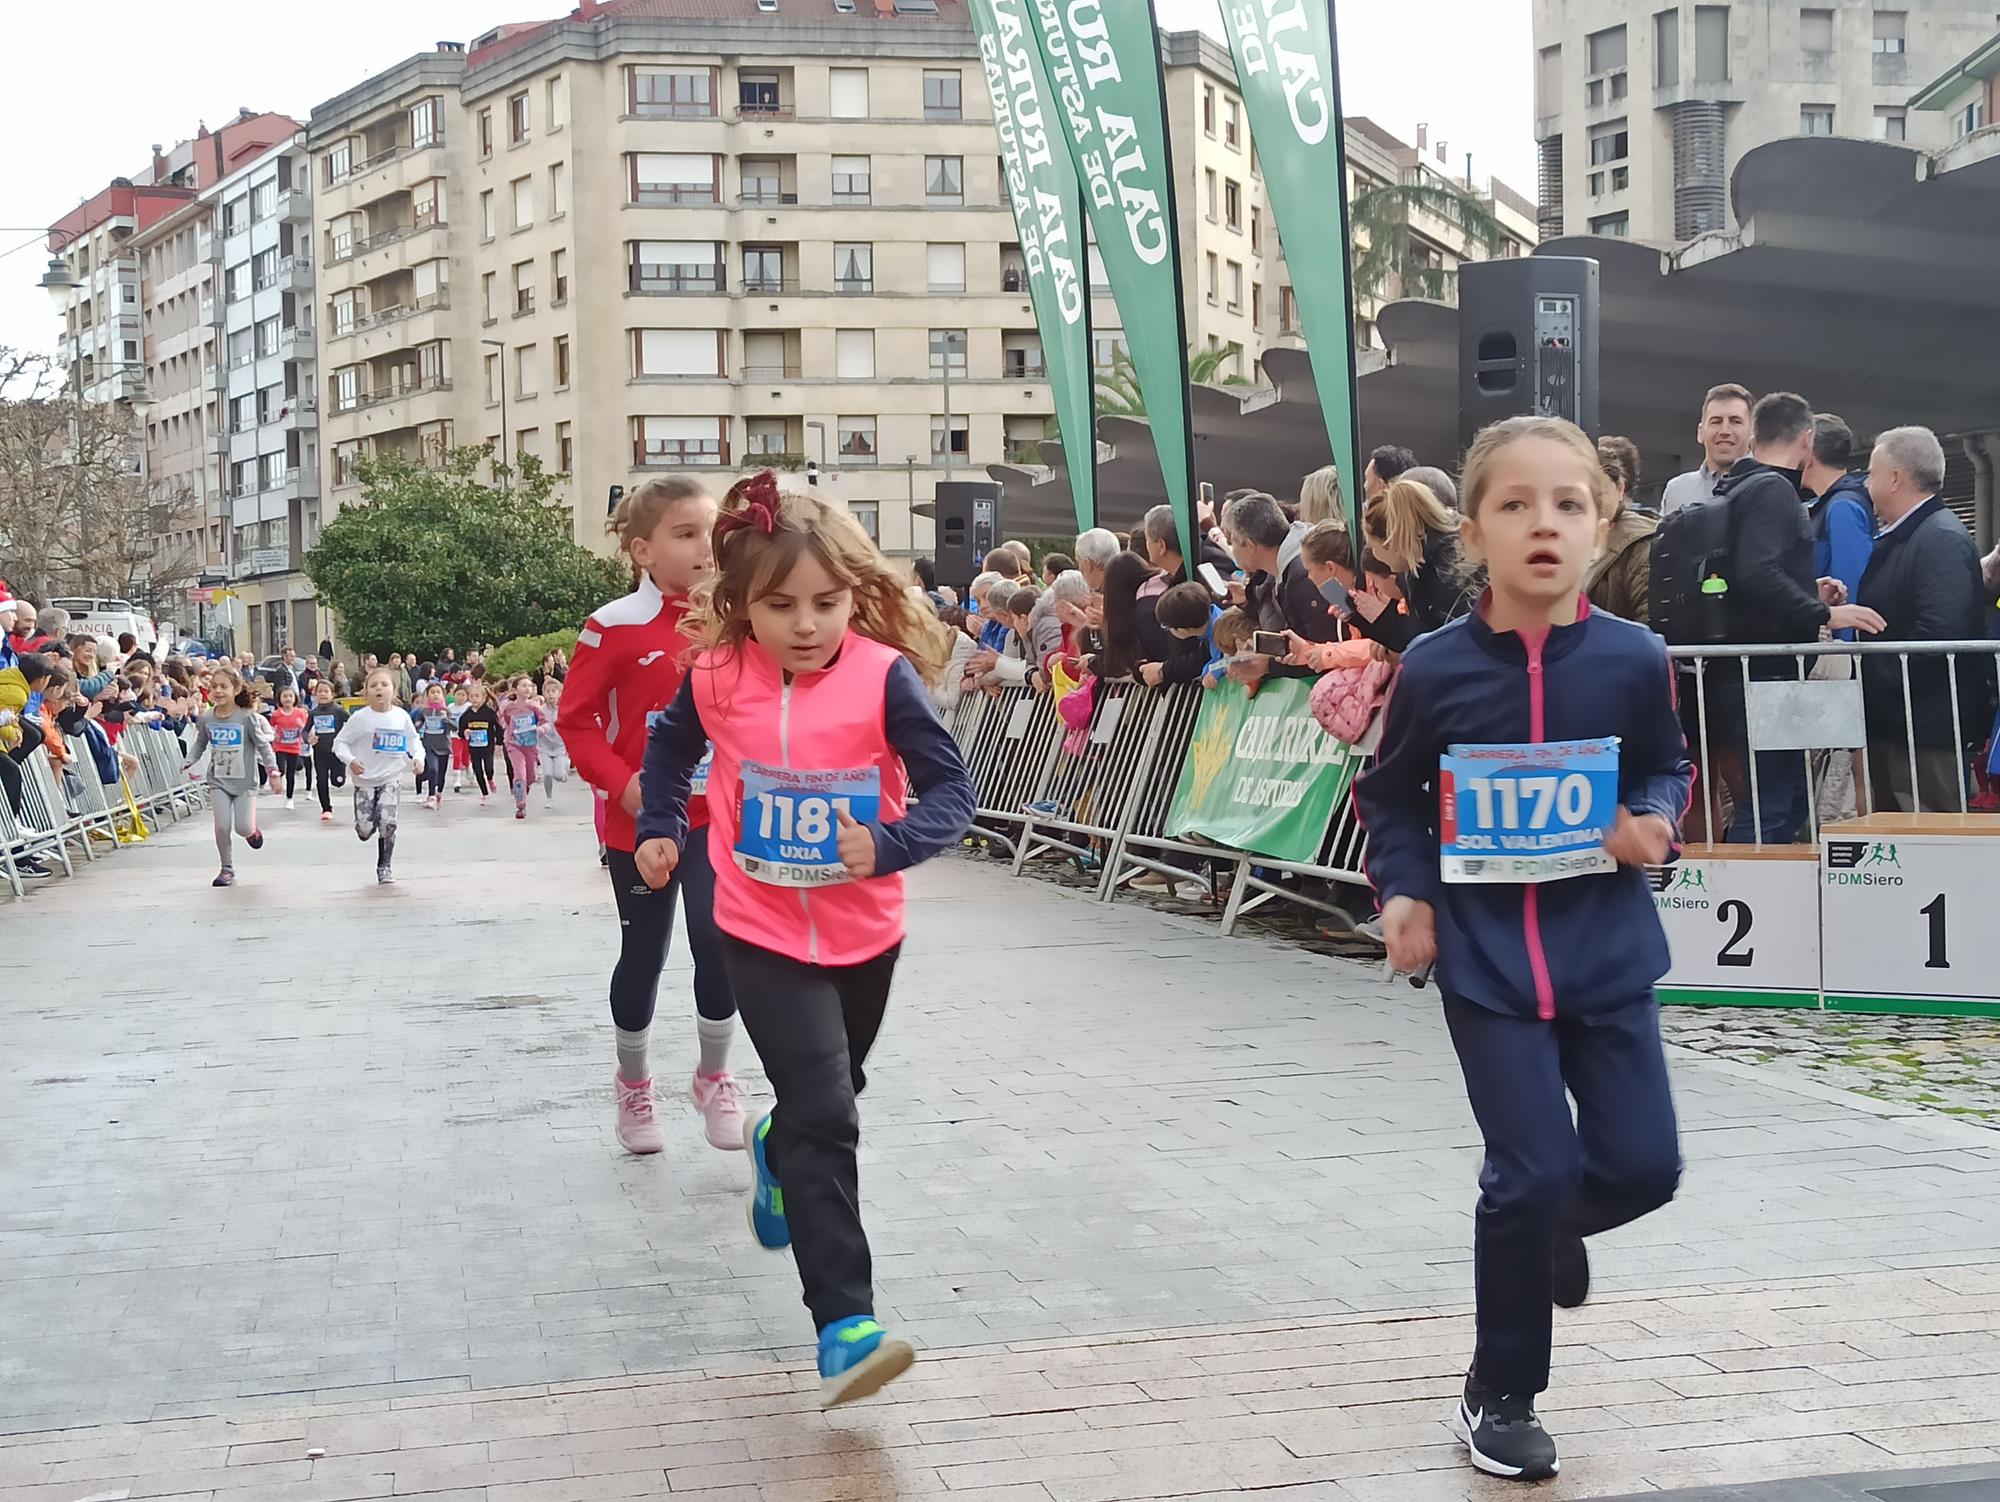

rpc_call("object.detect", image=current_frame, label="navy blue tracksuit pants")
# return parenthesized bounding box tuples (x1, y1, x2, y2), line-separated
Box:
(1444, 992, 1682, 1397)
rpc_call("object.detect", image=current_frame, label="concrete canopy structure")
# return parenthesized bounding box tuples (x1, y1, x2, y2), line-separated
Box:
(987, 131, 2000, 540)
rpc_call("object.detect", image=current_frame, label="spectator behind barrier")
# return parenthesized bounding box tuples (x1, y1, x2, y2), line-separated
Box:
(983, 546, 1024, 582)
(1297, 464, 1345, 525)
(1091, 551, 1171, 681)
(1357, 478, 1475, 654)
(1040, 552, 1075, 587)
(1141, 502, 1234, 588)
(1402, 465, 1459, 509)
(1586, 435, 1657, 624)
(1662, 382, 1753, 515)
(1800, 414, 1875, 640)
(1858, 425, 1991, 813)
(1363, 445, 1417, 504)
(1202, 609, 1255, 688)
(1707, 391, 1883, 844)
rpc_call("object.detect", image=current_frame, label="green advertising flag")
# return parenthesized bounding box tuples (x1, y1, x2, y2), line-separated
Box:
(1024, 0, 1198, 561)
(1219, 0, 1361, 534)
(970, 0, 1097, 531)
(1167, 677, 1361, 862)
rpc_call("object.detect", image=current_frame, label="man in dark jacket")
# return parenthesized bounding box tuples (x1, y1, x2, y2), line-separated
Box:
(1708, 393, 1882, 843)
(1858, 426, 1989, 813)
(1220, 493, 1332, 686)
(1139, 503, 1234, 589)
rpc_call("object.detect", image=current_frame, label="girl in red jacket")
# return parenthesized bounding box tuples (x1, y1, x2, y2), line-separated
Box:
(558, 476, 742, 1158)
(634, 474, 975, 1408)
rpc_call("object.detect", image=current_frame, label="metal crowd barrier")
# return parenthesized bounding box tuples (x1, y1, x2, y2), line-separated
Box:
(1671, 639, 2000, 845)
(1, 724, 206, 896)
(947, 638, 2000, 936)
(948, 680, 1377, 934)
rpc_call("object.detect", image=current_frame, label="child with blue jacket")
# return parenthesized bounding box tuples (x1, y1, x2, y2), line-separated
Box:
(1355, 416, 1693, 1483)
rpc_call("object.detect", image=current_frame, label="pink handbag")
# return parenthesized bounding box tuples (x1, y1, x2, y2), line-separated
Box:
(1309, 658, 1392, 745)
(1057, 672, 1097, 756)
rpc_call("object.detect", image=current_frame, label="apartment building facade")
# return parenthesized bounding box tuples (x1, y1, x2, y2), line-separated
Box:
(1532, 0, 1999, 242)
(304, 4, 1533, 561)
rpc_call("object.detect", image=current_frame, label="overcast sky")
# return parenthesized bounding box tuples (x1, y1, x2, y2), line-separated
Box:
(0, 0, 1533, 360)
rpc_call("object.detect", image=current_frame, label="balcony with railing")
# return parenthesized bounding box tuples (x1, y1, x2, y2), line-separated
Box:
(629, 263, 724, 295)
(1002, 353, 1047, 380)
(632, 182, 721, 206)
(739, 362, 801, 380)
(343, 289, 449, 337)
(1004, 439, 1047, 465)
(634, 437, 730, 468)
(352, 373, 451, 413)
(739, 275, 800, 296)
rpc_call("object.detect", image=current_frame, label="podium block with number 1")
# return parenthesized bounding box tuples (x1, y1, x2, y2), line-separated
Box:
(1820, 814, 2000, 1017)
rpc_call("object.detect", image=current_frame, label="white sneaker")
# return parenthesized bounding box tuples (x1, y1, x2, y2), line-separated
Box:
(284, 797, 295, 810)
(690, 1070, 749, 1151)
(615, 1075, 664, 1155)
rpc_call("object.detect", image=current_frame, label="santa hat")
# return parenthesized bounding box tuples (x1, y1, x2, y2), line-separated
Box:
(0, 579, 13, 608)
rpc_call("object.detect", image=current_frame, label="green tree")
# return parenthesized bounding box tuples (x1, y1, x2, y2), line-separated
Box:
(1093, 343, 1252, 419)
(1349, 178, 1505, 305)
(304, 445, 627, 658)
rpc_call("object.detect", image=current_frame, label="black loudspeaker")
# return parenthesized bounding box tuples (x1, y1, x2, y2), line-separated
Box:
(1459, 256, 1600, 452)
(934, 481, 1003, 593)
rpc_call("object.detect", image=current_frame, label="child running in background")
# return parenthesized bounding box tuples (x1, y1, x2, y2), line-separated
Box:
(501, 674, 549, 820)
(449, 689, 471, 793)
(185, 665, 276, 887)
(559, 475, 743, 1156)
(308, 679, 349, 823)
(333, 667, 423, 884)
(538, 679, 571, 801)
(269, 685, 311, 808)
(417, 682, 453, 811)
(458, 680, 503, 805)
(1355, 416, 1692, 1482)
(635, 472, 975, 1408)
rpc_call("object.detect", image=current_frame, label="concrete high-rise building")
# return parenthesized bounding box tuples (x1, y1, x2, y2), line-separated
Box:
(302, 7, 1533, 564)
(1532, 0, 1999, 243)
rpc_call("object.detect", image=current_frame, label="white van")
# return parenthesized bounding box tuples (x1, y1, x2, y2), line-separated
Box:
(48, 598, 161, 655)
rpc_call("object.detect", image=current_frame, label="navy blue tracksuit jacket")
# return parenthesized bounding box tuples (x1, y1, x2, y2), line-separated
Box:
(1355, 600, 1693, 1020)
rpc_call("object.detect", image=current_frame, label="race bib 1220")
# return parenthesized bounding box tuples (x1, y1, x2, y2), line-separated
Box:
(733, 760, 881, 887)
(1439, 737, 1620, 884)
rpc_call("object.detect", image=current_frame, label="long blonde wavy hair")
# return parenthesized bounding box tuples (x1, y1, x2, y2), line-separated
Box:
(691, 472, 953, 683)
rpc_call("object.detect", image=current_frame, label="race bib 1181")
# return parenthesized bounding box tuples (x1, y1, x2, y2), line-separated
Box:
(734, 760, 881, 887)
(1439, 738, 1619, 884)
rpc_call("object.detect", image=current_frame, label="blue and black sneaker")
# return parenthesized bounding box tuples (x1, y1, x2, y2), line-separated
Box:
(743, 1109, 790, 1250)
(817, 1315, 915, 1409)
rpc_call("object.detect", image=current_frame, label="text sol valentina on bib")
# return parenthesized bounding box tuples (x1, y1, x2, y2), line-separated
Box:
(1439, 737, 1621, 885)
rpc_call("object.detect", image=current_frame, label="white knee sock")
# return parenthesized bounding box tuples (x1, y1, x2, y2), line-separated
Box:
(615, 1025, 650, 1084)
(696, 1014, 734, 1077)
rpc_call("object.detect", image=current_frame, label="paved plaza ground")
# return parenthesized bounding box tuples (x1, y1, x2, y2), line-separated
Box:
(5, 784, 2000, 1501)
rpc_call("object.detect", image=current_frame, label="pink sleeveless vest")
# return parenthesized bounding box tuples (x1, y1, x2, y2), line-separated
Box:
(690, 631, 910, 966)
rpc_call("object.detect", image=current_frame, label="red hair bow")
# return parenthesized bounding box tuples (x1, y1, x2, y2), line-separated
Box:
(716, 470, 781, 539)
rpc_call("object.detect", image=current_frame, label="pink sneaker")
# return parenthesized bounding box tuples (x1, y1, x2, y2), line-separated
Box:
(690, 1070, 748, 1151)
(614, 1076, 664, 1155)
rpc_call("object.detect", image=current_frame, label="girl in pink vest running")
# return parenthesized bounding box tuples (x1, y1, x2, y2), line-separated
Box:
(635, 472, 974, 1409)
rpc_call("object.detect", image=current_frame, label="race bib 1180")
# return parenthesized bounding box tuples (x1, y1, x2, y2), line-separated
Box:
(372, 729, 408, 754)
(734, 760, 880, 887)
(1439, 738, 1620, 884)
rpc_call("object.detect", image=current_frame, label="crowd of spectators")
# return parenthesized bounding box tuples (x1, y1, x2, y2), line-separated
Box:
(925, 396, 2000, 850)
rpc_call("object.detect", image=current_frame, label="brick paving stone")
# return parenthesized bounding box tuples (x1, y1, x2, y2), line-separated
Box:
(8, 796, 2000, 1498)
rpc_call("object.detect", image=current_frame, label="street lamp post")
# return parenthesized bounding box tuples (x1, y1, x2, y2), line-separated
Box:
(480, 337, 509, 492)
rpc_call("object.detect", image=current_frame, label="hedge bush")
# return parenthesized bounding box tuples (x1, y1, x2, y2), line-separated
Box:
(486, 628, 579, 682)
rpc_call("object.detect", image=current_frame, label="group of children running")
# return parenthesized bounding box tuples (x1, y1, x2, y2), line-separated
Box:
(184, 661, 578, 888)
(168, 415, 1696, 1476)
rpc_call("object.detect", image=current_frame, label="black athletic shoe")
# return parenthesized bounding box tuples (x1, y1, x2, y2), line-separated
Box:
(246, 829, 265, 851)
(1454, 1377, 1558, 1481)
(1553, 1234, 1590, 1309)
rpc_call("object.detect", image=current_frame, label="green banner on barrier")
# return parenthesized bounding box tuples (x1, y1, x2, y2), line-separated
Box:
(1025, 0, 1198, 564)
(1219, 0, 1360, 533)
(1167, 677, 1361, 862)
(970, 0, 1096, 529)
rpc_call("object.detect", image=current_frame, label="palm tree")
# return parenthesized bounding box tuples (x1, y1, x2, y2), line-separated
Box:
(1093, 343, 1251, 419)
(1348, 177, 1506, 305)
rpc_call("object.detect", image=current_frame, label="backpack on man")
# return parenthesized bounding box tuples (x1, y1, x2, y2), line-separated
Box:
(1648, 497, 1735, 644)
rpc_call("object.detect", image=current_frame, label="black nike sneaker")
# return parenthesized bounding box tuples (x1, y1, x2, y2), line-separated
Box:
(1553, 1233, 1590, 1309)
(1454, 1375, 1558, 1481)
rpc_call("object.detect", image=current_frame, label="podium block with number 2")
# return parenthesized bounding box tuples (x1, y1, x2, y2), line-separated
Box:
(1820, 815, 2000, 1015)
(1651, 846, 1822, 1008)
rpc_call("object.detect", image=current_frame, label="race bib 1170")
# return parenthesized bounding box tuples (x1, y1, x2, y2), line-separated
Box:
(1439, 738, 1619, 884)
(734, 760, 881, 887)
